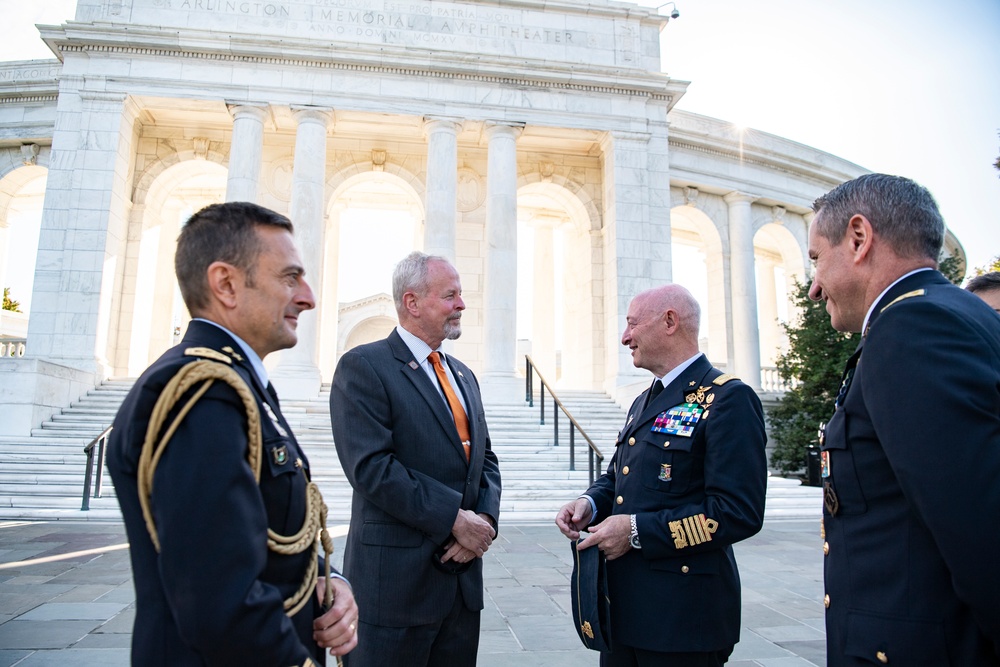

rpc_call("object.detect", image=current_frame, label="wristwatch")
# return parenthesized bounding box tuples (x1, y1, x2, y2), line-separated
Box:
(629, 514, 641, 549)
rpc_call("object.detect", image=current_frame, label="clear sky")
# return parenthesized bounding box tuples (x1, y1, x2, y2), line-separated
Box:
(3, 0, 999, 274)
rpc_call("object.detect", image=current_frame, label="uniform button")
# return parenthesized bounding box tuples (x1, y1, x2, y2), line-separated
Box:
(616, 496, 624, 505)
(628, 437, 635, 446)
(622, 466, 630, 475)
(681, 565, 689, 574)
(663, 441, 670, 448)
(876, 651, 888, 664)
(823, 541, 829, 556)
(824, 594, 830, 608)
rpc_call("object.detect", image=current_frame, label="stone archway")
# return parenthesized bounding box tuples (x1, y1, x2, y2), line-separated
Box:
(516, 177, 602, 389)
(0, 165, 47, 321)
(753, 218, 808, 373)
(118, 157, 228, 376)
(319, 168, 425, 378)
(670, 204, 726, 366)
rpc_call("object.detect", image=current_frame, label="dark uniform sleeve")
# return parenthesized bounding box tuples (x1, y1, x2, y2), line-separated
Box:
(862, 298, 1000, 647)
(149, 382, 313, 665)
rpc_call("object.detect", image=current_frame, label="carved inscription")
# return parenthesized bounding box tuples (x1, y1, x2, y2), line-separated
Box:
(158, 0, 605, 56)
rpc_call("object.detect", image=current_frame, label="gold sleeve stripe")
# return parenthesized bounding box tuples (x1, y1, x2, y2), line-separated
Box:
(670, 514, 719, 549)
(183, 347, 232, 364)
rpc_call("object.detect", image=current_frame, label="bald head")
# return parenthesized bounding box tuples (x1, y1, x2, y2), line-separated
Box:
(622, 284, 701, 377)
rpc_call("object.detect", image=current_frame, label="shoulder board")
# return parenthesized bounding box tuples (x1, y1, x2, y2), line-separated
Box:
(880, 289, 925, 314)
(713, 373, 739, 386)
(184, 347, 232, 365)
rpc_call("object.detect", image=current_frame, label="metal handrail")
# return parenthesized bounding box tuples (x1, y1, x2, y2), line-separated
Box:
(82, 426, 112, 511)
(524, 355, 604, 485)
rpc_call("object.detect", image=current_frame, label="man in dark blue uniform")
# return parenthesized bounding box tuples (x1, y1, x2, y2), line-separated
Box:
(107, 202, 358, 666)
(556, 284, 767, 666)
(809, 174, 1000, 665)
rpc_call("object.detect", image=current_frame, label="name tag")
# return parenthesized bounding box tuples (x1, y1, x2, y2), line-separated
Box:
(651, 403, 703, 437)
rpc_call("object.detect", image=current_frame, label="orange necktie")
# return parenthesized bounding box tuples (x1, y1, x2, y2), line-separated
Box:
(428, 351, 471, 461)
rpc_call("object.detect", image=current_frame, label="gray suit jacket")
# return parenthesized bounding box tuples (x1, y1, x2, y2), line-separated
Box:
(330, 329, 502, 627)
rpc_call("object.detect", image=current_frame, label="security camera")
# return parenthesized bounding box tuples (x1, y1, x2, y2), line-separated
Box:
(670, 8, 680, 18)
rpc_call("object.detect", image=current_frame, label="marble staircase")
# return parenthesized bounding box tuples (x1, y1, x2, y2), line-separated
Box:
(0, 379, 821, 525)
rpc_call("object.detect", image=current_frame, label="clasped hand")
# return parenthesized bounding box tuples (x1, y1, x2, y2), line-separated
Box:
(440, 509, 496, 564)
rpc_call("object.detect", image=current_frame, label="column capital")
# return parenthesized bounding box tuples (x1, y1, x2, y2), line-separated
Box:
(226, 102, 270, 122)
(290, 105, 334, 126)
(483, 120, 524, 140)
(723, 191, 759, 205)
(423, 116, 464, 137)
(804, 211, 816, 226)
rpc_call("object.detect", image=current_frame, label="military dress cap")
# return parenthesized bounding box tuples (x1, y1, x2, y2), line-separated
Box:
(570, 536, 612, 652)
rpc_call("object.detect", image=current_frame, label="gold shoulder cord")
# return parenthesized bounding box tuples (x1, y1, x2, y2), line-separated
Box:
(137, 359, 335, 618)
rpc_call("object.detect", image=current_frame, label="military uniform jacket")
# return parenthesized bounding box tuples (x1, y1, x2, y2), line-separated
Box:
(330, 329, 502, 628)
(107, 320, 327, 666)
(585, 354, 767, 653)
(821, 270, 1000, 666)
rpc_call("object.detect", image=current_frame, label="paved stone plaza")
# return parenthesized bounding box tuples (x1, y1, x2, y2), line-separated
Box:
(0, 519, 825, 666)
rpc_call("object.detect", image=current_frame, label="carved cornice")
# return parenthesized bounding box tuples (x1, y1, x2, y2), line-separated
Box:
(56, 43, 676, 102)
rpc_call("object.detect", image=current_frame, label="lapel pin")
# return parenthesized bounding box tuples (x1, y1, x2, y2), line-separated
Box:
(408, 360, 419, 370)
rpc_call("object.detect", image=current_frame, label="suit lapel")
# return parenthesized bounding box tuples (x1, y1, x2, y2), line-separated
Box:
(388, 332, 468, 459)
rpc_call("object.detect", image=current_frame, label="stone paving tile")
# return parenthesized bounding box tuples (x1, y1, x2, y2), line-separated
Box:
(94, 606, 134, 634)
(0, 650, 32, 667)
(12, 648, 130, 666)
(0, 619, 101, 649)
(477, 628, 522, 654)
(18, 602, 127, 621)
(505, 613, 583, 651)
(753, 624, 825, 643)
(487, 585, 562, 617)
(731, 628, 801, 661)
(479, 648, 599, 667)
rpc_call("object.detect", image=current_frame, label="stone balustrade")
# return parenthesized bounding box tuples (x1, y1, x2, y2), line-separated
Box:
(0, 339, 26, 358)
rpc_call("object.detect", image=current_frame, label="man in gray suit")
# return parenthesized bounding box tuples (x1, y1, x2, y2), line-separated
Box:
(331, 251, 502, 666)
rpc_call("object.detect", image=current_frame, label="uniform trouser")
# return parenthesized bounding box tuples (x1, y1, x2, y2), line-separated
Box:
(601, 644, 734, 667)
(344, 588, 480, 667)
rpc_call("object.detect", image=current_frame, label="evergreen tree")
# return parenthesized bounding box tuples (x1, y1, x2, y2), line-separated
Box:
(769, 280, 856, 475)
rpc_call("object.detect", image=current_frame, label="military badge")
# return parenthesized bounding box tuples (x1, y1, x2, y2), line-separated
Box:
(272, 445, 288, 466)
(262, 403, 288, 437)
(659, 463, 672, 482)
(651, 403, 703, 437)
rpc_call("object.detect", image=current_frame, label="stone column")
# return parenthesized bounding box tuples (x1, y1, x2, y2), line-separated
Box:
(725, 191, 761, 390)
(423, 117, 462, 262)
(599, 129, 671, 402)
(2, 91, 138, 436)
(271, 107, 332, 400)
(481, 121, 523, 387)
(225, 102, 268, 203)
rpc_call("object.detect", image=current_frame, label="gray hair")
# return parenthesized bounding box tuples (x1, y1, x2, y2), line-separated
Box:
(812, 173, 944, 261)
(392, 251, 450, 309)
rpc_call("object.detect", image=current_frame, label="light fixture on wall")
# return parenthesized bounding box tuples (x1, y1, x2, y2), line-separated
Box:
(657, 2, 680, 19)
